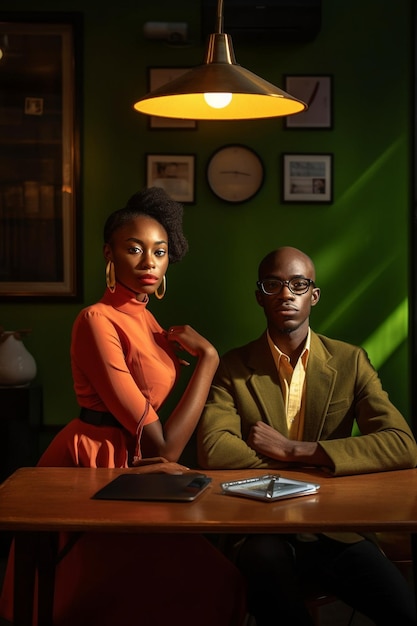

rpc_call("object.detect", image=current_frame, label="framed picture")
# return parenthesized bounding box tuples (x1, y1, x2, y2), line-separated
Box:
(147, 67, 197, 129)
(0, 13, 82, 300)
(282, 154, 333, 203)
(284, 76, 333, 129)
(146, 154, 196, 204)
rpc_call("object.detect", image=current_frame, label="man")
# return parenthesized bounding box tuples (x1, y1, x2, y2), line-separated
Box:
(197, 246, 417, 626)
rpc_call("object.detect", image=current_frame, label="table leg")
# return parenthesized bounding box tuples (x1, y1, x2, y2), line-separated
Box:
(412, 533, 417, 612)
(37, 533, 57, 626)
(13, 532, 57, 626)
(14, 532, 37, 626)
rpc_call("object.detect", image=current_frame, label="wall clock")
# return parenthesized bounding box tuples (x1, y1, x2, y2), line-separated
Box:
(207, 145, 264, 203)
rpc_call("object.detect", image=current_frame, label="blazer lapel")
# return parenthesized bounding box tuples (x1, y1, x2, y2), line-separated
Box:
(304, 332, 337, 441)
(242, 331, 338, 441)
(245, 332, 289, 434)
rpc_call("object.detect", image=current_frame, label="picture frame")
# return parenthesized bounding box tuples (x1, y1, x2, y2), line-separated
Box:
(284, 75, 333, 129)
(282, 153, 333, 203)
(147, 67, 197, 130)
(146, 154, 196, 204)
(0, 12, 82, 301)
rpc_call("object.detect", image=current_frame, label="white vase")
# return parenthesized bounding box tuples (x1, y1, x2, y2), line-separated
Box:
(0, 332, 37, 387)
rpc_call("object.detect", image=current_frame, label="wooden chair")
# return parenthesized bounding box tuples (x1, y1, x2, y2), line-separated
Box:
(376, 531, 413, 583)
(304, 585, 340, 625)
(305, 533, 413, 625)
(241, 533, 414, 626)
(244, 588, 340, 626)
(305, 533, 414, 625)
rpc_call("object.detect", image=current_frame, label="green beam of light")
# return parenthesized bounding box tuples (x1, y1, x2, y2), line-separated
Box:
(351, 299, 408, 437)
(336, 137, 404, 206)
(313, 137, 405, 319)
(361, 298, 408, 370)
(318, 254, 395, 335)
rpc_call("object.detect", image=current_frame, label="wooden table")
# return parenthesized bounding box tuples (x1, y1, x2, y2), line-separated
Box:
(1, 466, 417, 625)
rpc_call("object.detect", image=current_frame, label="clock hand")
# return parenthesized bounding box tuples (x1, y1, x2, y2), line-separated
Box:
(220, 170, 251, 177)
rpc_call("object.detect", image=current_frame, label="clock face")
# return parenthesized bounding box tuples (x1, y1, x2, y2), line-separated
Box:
(207, 145, 264, 203)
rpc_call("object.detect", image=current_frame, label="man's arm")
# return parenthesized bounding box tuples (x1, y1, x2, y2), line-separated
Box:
(319, 348, 417, 475)
(197, 355, 286, 470)
(198, 340, 417, 475)
(247, 422, 334, 469)
(249, 346, 417, 476)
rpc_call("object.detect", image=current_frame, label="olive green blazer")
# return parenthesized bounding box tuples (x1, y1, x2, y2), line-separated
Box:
(197, 331, 417, 476)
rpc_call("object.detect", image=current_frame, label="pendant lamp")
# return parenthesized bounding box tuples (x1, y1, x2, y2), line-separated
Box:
(133, 0, 307, 121)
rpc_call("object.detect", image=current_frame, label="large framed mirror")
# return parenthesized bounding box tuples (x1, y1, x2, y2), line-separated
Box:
(0, 12, 82, 300)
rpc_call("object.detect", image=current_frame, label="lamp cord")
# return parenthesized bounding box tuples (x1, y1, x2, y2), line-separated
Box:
(216, 0, 224, 34)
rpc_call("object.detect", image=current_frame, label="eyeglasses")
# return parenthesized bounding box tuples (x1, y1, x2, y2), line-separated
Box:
(257, 277, 315, 296)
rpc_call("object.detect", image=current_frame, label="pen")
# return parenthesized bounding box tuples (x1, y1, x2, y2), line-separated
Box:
(265, 476, 278, 498)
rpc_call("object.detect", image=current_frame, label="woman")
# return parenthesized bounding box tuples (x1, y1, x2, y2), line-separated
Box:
(0, 187, 246, 626)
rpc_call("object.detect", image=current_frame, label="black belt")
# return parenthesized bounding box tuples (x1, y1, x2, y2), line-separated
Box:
(79, 407, 122, 428)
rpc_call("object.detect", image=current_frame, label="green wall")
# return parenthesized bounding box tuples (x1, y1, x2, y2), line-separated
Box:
(0, 1, 413, 444)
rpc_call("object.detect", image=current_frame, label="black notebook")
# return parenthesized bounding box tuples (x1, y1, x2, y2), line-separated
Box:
(93, 472, 212, 502)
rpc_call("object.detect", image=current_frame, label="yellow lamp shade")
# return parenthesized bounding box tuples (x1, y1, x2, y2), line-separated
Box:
(133, 33, 307, 121)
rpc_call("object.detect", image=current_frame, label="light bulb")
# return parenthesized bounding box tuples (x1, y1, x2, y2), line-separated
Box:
(204, 92, 233, 109)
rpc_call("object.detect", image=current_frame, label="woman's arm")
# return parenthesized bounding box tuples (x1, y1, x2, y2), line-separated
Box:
(72, 309, 160, 434)
(141, 325, 219, 462)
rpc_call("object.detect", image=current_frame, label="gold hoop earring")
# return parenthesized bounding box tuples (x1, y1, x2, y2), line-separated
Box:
(155, 275, 166, 300)
(106, 260, 116, 293)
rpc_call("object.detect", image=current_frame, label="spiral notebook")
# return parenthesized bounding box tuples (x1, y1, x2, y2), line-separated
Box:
(93, 472, 212, 502)
(220, 474, 320, 502)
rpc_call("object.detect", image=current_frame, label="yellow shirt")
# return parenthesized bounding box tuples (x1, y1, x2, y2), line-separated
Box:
(267, 329, 363, 545)
(267, 328, 310, 440)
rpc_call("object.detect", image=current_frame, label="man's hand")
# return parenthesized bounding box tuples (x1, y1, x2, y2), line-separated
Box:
(248, 422, 293, 460)
(247, 421, 332, 468)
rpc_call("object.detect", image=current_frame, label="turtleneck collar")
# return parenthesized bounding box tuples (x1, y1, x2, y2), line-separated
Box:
(100, 283, 149, 315)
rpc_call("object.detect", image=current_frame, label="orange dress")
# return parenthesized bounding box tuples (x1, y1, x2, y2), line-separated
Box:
(0, 285, 246, 626)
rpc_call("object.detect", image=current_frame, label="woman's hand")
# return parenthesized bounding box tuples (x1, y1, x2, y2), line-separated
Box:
(132, 456, 190, 474)
(167, 325, 219, 362)
(132, 456, 172, 466)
